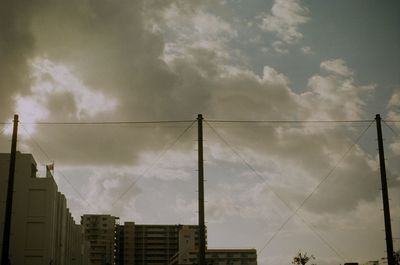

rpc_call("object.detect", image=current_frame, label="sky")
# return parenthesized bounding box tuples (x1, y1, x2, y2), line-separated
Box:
(1, 0, 400, 264)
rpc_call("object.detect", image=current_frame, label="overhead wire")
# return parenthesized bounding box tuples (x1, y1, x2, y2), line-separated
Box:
(204, 121, 344, 260)
(111, 119, 196, 206)
(255, 120, 374, 257)
(3, 116, 385, 260)
(0, 126, 8, 137)
(383, 119, 400, 138)
(206, 119, 374, 124)
(20, 124, 99, 212)
(205, 120, 374, 261)
(22, 120, 195, 125)
(12, 118, 377, 126)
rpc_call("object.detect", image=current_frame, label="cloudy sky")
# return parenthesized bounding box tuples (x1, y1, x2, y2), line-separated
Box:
(1, 0, 400, 264)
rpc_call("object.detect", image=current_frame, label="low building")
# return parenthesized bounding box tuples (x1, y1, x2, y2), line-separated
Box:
(169, 249, 258, 265)
(169, 226, 257, 265)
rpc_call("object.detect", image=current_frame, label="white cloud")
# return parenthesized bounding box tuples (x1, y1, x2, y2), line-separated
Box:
(320, 59, 354, 77)
(390, 142, 400, 155)
(15, 95, 49, 123)
(0, 0, 388, 262)
(160, 4, 236, 64)
(261, 0, 309, 44)
(387, 91, 400, 155)
(301, 46, 313, 54)
(30, 58, 118, 119)
(388, 90, 400, 108)
(303, 59, 375, 120)
(80, 167, 143, 220)
(272, 41, 289, 54)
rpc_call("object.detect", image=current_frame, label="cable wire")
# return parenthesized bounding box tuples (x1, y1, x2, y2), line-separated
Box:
(21, 124, 52, 161)
(20, 124, 98, 212)
(206, 119, 374, 124)
(0, 125, 8, 136)
(383, 120, 400, 138)
(204, 122, 342, 258)
(111, 120, 196, 206)
(204, 121, 344, 260)
(22, 120, 195, 125)
(259, 120, 373, 256)
(206, 120, 374, 260)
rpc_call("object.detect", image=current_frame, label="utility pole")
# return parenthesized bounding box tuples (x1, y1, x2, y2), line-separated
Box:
(375, 114, 394, 265)
(197, 114, 206, 265)
(1, 114, 19, 265)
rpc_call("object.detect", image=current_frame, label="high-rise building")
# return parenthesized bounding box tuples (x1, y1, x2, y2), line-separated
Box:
(0, 152, 88, 264)
(81, 214, 118, 265)
(115, 222, 135, 265)
(114, 223, 199, 265)
(95, 218, 257, 265)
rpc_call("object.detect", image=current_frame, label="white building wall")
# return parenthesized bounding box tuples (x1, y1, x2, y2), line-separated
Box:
(0, 152, 89, 264)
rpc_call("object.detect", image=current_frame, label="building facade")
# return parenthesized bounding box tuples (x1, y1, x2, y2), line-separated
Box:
(116, 222, 135, 265)
(114, 223, 199, 265)
(81, 214, 118, 265)
(169, 226, 257, 265)
(0, 152, 88, 265)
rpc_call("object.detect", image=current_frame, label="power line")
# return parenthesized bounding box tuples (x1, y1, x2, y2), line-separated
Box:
(204, 121, 345, 259)
(22, 120, 195, 125)
(259, 120, 373, 256)
(383, 120, 400, 138)
(111, 120, 196, 206)
(0, 125, 8, 136)
(8, 119, 376, 126)
(21, 124, 52, 161)
(20, 124, 98, 212)
(205, 120, 374, 260)
(206, 119, 374, 124)
(259, 120, 373, 254)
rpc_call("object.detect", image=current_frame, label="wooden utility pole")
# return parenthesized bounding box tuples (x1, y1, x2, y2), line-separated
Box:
(1, 114, 19, 265)
(375, 114, 394, 265)
(197, 114, 206, 265)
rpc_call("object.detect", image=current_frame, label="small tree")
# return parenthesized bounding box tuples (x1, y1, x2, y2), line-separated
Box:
(292, 251, 316, 265)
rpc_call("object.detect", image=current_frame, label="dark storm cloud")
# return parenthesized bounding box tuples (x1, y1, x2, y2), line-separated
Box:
(0, 0, 386, 218)
(0, 1, 35, 120)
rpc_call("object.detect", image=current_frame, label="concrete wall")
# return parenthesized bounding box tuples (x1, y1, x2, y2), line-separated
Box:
(0, 152, 89, 264)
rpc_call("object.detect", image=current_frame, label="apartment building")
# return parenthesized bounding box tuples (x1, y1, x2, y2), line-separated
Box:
(0, 152, 88, 265)
(114, 223, 199, 265)
(170, 226, 257, 265)
(81, 214, 118, 265)
(172, 249, 258, 265)
(115, 222, 136, 265)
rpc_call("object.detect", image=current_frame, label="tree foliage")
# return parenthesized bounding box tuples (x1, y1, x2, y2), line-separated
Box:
(292, 252, 316, 265)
